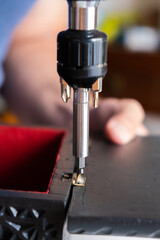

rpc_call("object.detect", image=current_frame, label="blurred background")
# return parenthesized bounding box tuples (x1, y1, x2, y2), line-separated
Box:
(98, 0, 160, 113)
(0, 0, 160, 132)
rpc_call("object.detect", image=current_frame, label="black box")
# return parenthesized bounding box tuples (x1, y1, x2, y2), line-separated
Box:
(0, 126, 74, 240)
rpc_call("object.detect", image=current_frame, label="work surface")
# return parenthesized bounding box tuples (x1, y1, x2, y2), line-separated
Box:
(68, 135, 160, 237)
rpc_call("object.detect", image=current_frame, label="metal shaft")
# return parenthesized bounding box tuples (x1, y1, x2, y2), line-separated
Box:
(73, 88, 89, 174)
(68, 1, 99, 30)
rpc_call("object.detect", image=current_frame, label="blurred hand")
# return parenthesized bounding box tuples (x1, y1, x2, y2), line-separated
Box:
(3, 0, 148, 145)
(90, 98, 148, 145)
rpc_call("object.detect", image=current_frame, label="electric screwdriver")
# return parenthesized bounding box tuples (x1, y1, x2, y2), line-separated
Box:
(57, 0, 108, 185)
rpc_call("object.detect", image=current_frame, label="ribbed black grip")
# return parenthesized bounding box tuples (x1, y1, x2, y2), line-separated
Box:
(57, 30, 107, 88)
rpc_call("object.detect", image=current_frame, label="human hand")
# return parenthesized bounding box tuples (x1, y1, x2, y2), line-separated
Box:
(3, 0, 148, 145)
(90, 98, 148, 145)
(3, 0, 72, 127)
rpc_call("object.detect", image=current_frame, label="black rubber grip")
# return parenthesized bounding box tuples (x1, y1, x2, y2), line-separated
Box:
(57, 30, 108, 88)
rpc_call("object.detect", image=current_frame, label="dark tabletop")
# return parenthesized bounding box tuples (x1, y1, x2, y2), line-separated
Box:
(68, 135, 160, 237)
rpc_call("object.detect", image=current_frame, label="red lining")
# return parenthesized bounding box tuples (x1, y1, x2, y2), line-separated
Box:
(0, 126, 65, 193)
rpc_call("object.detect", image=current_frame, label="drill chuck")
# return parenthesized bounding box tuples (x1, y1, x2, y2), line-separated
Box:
(57, 29, 107, 89)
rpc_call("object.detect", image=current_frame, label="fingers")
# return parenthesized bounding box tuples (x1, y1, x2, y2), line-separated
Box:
(136, 124, 149, 136)
(90, 98, 121, 132)
(105, 99, 148, 145)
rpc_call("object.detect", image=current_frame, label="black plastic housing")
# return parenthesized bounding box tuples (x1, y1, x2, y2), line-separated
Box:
(57, 30, 107, 88)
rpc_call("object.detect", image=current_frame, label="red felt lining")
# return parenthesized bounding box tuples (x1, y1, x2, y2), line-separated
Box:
(0, 126, 65, 193)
